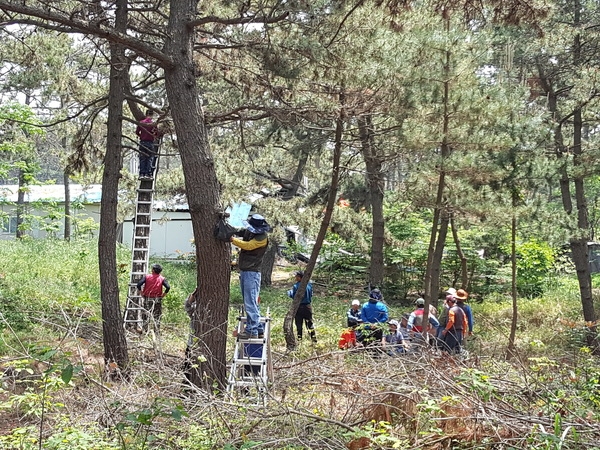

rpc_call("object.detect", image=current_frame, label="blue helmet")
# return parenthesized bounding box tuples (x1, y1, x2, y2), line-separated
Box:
(369, 288, 383, 301)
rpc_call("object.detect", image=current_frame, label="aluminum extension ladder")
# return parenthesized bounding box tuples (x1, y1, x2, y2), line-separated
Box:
(226, 308, 273, 405)
(123, 158, 159, 331)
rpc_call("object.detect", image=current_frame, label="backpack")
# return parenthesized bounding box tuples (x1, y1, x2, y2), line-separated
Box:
(214, 218, 237, 241)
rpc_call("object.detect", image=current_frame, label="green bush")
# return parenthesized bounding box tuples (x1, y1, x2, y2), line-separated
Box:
(514, 239, 555, 298)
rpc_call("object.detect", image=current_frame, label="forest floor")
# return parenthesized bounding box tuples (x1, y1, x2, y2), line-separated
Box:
(1, 264, 600, 448)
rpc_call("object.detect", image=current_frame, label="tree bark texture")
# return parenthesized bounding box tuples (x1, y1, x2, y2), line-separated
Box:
(164, 0, 231, 388)
(261, 240, 277, 287)
(99, 0, 129, 373)
(358, 115, 385, 288)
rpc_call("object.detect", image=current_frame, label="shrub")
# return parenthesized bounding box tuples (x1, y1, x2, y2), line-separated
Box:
(514, 239, 555, 298)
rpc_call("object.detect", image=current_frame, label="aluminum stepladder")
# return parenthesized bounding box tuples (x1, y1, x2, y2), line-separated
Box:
(123, 154, 159, 332)
(226, 307, 273, 405)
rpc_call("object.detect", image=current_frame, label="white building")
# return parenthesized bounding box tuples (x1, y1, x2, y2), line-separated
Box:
(0, 184, 196, 257)
(122, 202, 195, 258)
(0, 184, 101, 239)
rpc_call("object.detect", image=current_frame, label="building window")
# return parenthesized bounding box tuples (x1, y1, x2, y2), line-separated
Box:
(1, 217, 18, 233)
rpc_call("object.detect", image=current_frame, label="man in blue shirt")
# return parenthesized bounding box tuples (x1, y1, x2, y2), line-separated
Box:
(360, 288, 389, 344)
(288, 271, 316, 343)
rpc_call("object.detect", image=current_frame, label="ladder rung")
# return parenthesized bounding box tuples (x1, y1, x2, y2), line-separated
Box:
(233, 357, 265, 365)
(236, 336, 266, 343)
(237, 316, 271, 323)
(228, 380, 268, 387)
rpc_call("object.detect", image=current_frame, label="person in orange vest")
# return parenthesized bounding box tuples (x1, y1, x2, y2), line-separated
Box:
(137, 263, 170, 330)
(441, 296, 468, 353)
(454, 289, 474, 336)
(338, 328, 358, 349)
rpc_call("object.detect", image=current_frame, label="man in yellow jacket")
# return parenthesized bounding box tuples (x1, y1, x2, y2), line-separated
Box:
(230, 214, 271, 339)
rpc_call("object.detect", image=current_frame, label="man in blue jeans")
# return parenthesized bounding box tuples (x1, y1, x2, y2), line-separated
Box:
(136, 109, 159, 179)
(231, 214, 271, 339)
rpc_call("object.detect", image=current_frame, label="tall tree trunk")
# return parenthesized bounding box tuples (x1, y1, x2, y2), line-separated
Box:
(506, 210, 518, 359)
(16, 168, 26, 239)
(423, 12, 451, 329)
(450, 216, 468, 288)
(64, 167, 71, 241)
(569, 1, 598, 351)
(536, 0, 600, 352)
(571, 103, 598, 349)
(99, 0, 129, 373)
(261, 240, 277, 287)
(283, 93, 345, 350)
(358, 115, 385, 288)
(430, 212, 449, 308)
(164, 0, 231, 389)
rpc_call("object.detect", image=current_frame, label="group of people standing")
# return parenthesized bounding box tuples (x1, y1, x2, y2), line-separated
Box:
(135, 209, 474, 363)
(340, 287, 474, 355)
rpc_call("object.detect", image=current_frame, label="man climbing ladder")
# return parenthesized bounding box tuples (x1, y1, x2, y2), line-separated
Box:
(136, 109, 160, 179)
(123, 113, 163, 332)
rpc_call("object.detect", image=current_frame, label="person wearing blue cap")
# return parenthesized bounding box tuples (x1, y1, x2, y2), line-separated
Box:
(360, 288, 389, 344)
(231, 214, 272, 339)
(288, 270, 316, 343)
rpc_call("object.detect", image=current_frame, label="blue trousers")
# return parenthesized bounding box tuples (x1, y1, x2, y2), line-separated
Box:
(139, 141, 156, 176)
(443, 329, 463, 353)
(239, 271, 263, 335)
